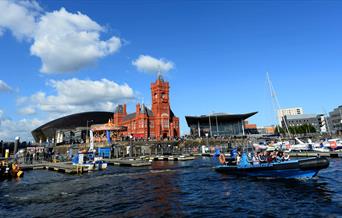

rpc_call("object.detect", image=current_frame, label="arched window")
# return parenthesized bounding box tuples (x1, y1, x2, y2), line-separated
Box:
(161, 113, 169, 128)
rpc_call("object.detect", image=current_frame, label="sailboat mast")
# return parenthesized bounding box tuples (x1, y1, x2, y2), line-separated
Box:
(267, 73, 280, 134)
(266, 72, 291, 138)
(322, 107, 332, 136)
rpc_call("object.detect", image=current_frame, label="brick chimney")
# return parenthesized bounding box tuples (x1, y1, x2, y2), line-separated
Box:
(136, 103, 140, 115)
(123, 104, 127, 115)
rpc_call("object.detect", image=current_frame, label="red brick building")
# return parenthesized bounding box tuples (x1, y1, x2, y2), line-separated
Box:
(112, 76, 180, 139)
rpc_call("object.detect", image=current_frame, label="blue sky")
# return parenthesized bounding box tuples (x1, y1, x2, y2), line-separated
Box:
(0, 0, 341, 140)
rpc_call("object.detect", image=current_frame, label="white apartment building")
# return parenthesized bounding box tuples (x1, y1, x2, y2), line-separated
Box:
(277, 107, 304, 125)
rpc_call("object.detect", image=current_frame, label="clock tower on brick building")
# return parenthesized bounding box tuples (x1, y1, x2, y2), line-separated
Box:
(151, 74, 172, 139)
(109, 74, 179, 140)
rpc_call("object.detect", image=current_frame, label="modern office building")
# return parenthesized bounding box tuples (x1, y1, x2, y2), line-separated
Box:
(277, 107, 304, 126)
(282, 114, 326, 133)
(185, 112, 257, 137)
(329, 105, 342, 134)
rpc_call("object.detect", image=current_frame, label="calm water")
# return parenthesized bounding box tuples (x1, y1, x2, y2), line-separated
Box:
(0, 157, 341, 217)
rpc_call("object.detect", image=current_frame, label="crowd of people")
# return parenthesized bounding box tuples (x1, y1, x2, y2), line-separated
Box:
(22, 149, 54, 164)
(235, 149, 290, 165)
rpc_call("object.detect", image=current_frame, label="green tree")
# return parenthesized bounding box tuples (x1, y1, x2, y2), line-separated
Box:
(307, 124, 316, 133)
(274, 125, 284, 135)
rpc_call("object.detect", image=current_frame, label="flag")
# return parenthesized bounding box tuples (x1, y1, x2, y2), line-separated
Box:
(106, 130, 111, 145)
(89, 130, 94, 151)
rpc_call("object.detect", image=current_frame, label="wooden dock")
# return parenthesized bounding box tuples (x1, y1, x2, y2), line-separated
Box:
(20, 162, 91, 174)
(143, 155, 196, 161)
(103, 158, 151, 167)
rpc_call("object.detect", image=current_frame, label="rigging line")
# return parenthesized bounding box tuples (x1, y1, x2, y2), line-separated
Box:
(266, 72, 291, 138)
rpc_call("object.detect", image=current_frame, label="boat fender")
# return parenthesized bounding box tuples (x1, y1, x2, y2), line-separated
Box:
(219, 154, 226, 164)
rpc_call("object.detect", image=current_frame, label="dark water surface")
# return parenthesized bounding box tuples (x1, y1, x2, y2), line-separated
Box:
(0, 157, 341, 217)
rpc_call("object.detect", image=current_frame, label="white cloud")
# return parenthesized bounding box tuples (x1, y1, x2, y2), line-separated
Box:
(17, 78, 135, 117)
(31, 8, 122, 73)
(0, 80, 12, 92)
(0, 108, 43, 141)
(0, 0, 41, 40)
(18, 106, 36, 115)
(132, 55, 174, 74)
(0, 1, 122, 73)
(0, 117, 43, 141)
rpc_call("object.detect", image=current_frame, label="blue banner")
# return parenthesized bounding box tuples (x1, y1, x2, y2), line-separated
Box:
(106, 130, 111, 144)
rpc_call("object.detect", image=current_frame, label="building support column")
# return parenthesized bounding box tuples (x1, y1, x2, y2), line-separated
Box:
(209, 114, 212, 137)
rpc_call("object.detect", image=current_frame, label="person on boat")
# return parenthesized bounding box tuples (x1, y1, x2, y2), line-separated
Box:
(319, 141, 324, 148)
(230, 148, 238, 159)
(273, 150, 279, 159)
(258, 151, 267, 163)
(236, 151, 242, 165)
(266, 151, 272, 163)
(252, 152, 260, 165)
(276, 151, 284, 162)
(283, 152, 290, 161)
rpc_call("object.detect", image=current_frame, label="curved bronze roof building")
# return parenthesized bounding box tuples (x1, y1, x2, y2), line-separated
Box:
(31, 111, 113, 142)
(185, 112, 257, 137)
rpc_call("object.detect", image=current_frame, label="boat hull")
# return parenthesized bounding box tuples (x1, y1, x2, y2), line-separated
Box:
(215, 157, 329, 179)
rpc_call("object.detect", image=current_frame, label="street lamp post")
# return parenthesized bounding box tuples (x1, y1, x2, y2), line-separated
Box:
(208, 114, 212, 137)
(129, 135, 133, 158)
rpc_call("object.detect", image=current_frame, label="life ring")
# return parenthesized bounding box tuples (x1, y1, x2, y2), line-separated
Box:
(219, 154, 226, 164)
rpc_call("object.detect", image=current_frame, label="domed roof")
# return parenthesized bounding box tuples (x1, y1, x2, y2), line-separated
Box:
(31, 111, 113, 142)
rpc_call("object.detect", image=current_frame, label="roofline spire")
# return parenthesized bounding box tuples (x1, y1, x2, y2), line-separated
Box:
(157, 65, 164, 81)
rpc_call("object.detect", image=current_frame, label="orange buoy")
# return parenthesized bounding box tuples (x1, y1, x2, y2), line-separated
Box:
(219, 154, 226, 164)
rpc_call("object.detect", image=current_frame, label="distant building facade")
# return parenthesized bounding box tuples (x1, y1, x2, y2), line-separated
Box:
(185, 112, 257, 137)
(244, 121, 259, 134)
(277, 107, 304, 126)
(56, 127, 87, 144)
(282, 114, 326, 133)
(111, 76, 180, 139)
(257, 126, 276, 135)
(329, 105, 342, 134)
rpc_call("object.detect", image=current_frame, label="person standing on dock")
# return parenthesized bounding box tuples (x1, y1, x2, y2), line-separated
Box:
(30, 153, 33, 164)
(25, 151, 29, 164)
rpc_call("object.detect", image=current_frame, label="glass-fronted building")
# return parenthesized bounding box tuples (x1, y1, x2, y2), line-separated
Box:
(185, 112, 257, 137)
